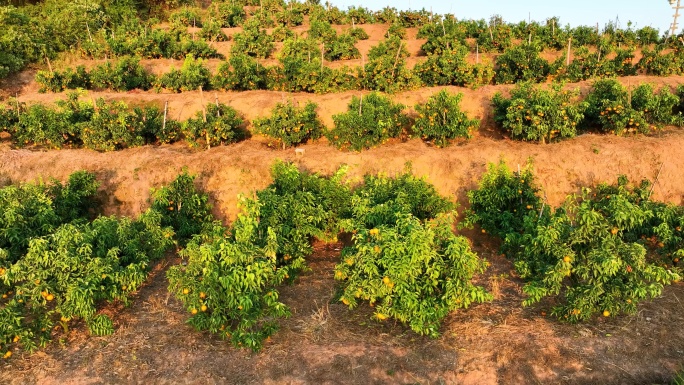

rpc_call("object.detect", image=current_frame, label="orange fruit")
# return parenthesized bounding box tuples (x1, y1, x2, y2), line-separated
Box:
(199, 292, 206, 299)
(46, 294, 54, 301)
(611, 228, 618, 235)
(603, 310, 610, 317)
(481, 229, 486, 234)
(382, 276, 391, 285)
(341, 298, 349, 305)
(563, 256, 571, 263)
(3, 351, 11, 359)
(201, 305, 208, 312)
(191, 308, 198, 315)
(182, 288, 190, 295)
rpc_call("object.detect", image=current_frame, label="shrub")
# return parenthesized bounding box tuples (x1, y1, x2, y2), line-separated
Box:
(182, 103, 245, 148)
(0, 171, 171, 356)
(492, 82, 587, 143)
(275, 8, 304, 27)
(347, 6, 374, 24)
(335, 213, 491, 337)
(469, 164, 682, 322)
(583, 78, 628, 126)
(251, 162, 352, 272)
(253, 101, 324, 148)
(324, 33, 361, 61)
(350, 170, 455, 227)
(349, 27, 369, 40)
(166, 162, 351, 351)
(4, 212, 172, 342)
(307, 20, 337, 42)
(10, 104, 79, 149)
(134, 105, 182, 145)
(272, 25, 295, 42)
(638, 47, 684, 76)
(386, 22, 406, 39)
(552, 46, 614, 82)
(327, 92, 409, 151)
(476, 19, 513, 53)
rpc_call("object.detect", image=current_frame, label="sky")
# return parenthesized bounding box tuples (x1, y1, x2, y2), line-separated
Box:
(326, 0, 680, 34)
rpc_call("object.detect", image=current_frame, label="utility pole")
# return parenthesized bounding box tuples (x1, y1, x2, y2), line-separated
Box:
(668, 0, 684, 41)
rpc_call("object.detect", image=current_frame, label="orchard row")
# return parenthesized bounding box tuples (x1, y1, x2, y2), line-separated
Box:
(1, 160, 680, 357)
(3, 79, 684, 152)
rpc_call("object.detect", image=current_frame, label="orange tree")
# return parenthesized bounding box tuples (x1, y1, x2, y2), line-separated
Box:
(494, 43, 550, 84)
(468, 162, 681, 322)
(335, 170, 491, 337)
(327, 92, 409, 151)
(35, 66, 90, 93)
(464, 160, 542, 238)
(413, 44, 494, 88)
(166, 216, 290, 351)
(412, 90, 479, 147)
(166, 163, 351, 350)
(584, 79, 679, 135)
(157, 55, 212, 92)
(253, 101, 324, 148)
(492, 82, 587, 143)
(181, 103, 246, 148)
(361, 36, 419, 93)
(4, 93, 180, 150)
(212, 54, 269, 91)
(0, 172, 173, 357)
(150, 170, 215, 246)
(249, 162, 352, 274)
